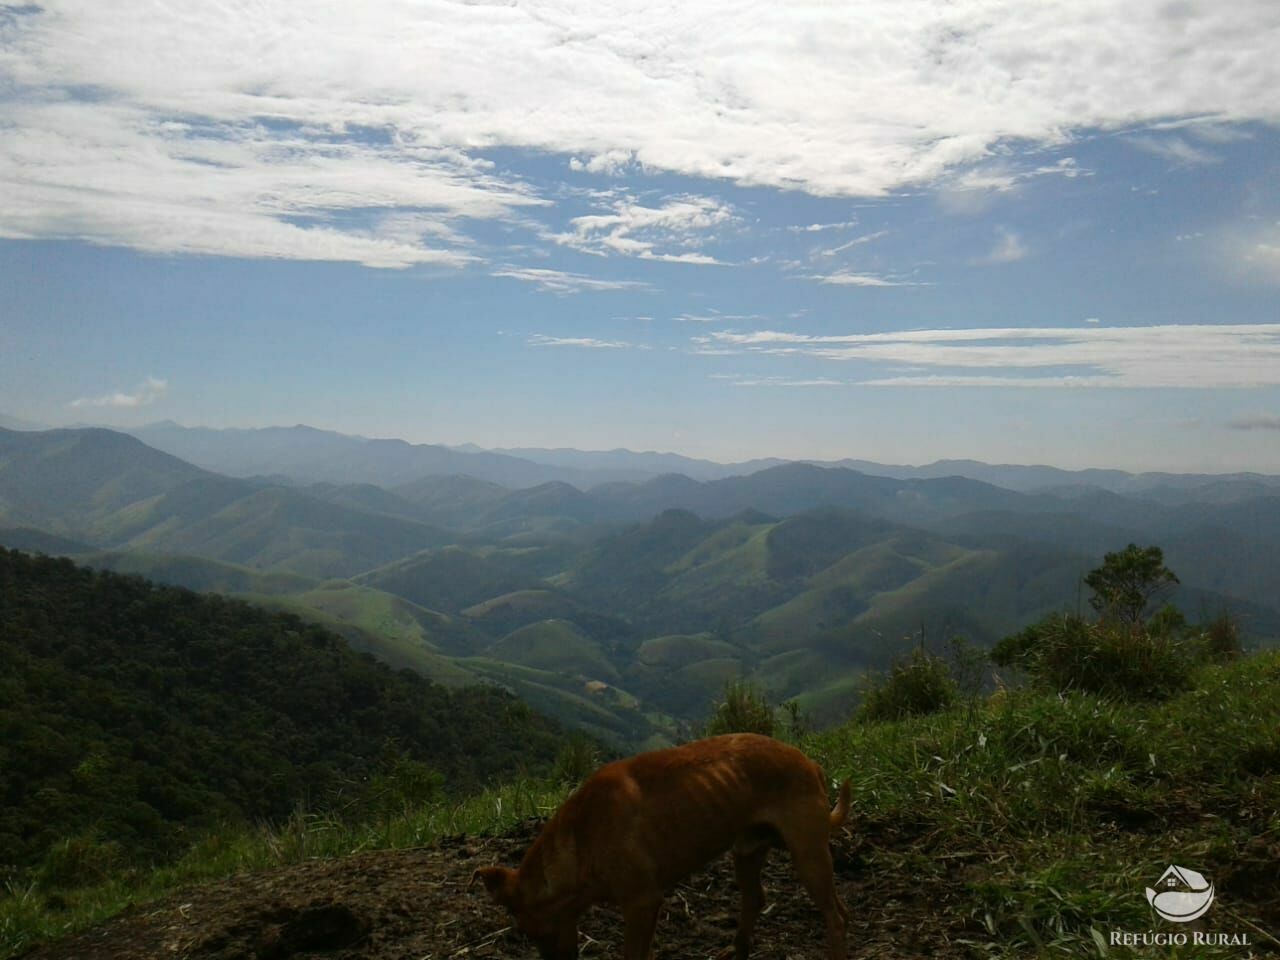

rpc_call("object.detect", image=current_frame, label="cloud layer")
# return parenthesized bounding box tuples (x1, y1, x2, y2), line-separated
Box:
(69, 376, 168, 408)
(698, 324, 1280, 388)
(3, 1, 1278, 265)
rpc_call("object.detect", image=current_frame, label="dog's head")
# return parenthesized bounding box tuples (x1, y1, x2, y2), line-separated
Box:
(470, 866, 579, 959)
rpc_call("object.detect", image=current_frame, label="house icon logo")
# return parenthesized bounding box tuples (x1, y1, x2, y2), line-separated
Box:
(1145, 865, 1215, 923)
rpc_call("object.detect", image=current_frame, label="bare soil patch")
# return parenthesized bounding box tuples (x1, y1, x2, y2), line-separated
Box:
(20, 819, 968, 959)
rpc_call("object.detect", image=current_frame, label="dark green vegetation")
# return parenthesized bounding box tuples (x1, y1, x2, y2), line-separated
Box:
(856, 646, 960, 722)
(702, 679, 779, 737)
(1083, 542, 1180, 625)
(0, 548, 567, 885)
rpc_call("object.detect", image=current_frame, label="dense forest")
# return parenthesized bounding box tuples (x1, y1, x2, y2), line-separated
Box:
(0, 548, 567, 880)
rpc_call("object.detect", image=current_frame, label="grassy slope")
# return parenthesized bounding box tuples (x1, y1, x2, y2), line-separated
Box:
(74, 550, 317, 596)
(484, 620, 619, 682)
(458, 657, 678, 747)
(808, 650, 1280, 957)
(356, 544, 564, 613)
(98, 484, 452, 580)
(244, 586, 482, 686)
(8, 651, 1276, 960)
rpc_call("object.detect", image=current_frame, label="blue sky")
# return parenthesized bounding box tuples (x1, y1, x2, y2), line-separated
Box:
(2, 1, 1279, 471)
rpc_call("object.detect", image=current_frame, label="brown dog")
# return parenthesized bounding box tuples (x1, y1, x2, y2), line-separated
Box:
(472, 732, 850, 959)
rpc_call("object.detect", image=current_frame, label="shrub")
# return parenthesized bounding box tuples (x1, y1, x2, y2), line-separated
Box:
(991, 612, 1194, 700)
(856, 647, 958, 723)
(34, 833, 124, 891)
(551, 736, 600, 784)
(778, 699, 811, 743)
(360, 758, 445, 824)
(704, 679, 775, 737)
(1200, 610, 1243, 662)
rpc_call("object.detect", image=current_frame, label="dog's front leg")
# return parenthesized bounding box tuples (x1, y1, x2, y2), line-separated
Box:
(731, 841, 770, 960)
(620, 897, 662, 960)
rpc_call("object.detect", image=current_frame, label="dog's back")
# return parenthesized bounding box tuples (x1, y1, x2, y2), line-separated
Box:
(524, 733, 843, 905)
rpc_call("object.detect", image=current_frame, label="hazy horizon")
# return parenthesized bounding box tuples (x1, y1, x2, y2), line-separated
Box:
(3, 3, 1279, 473)
(8, 412, 1280, 479)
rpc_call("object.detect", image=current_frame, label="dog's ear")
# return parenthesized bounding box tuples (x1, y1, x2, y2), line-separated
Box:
(469, 865, 518, 907)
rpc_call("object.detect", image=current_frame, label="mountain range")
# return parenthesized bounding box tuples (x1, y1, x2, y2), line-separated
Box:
(3, 421, 1278, 742)
(122, 421, 1280, 500)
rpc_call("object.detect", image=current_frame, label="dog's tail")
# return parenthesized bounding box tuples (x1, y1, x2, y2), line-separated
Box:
(829, 779, 852, 829)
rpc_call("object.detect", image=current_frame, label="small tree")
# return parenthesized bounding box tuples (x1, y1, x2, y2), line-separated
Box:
(1084, 544, 1179, 626)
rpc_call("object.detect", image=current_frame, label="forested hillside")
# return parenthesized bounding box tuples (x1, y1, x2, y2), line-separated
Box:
(0, 548, 566, 881)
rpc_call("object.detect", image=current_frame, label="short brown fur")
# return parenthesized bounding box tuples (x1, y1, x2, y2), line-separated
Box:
(471, 732, 850, 959)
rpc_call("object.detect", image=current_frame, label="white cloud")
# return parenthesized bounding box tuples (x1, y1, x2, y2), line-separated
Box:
(816, 230, 890, 257)
(4, 1, 1278, 265)
(550, 194, 736, 263)
(974, 227, 1029, 264)
(0, 100, 539, 268)
(527, 334, 643, 349)
(1127, 134, 1221, 166)
(787, 221, 860, 233)
(937, 157, 1090, 215)
(1218, 220, 1280, 285)
(698, 323, 1280, 388)
(568, 150, 637, 176)
(807, 270, 925, 287)
(720, 376, 846, 387)
(492, 266, 650, 294)
(675, 311, 765, 324)
(69, 376, 168, 408)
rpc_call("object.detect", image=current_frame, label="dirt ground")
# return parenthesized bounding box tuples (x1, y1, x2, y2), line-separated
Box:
(19, 819, 969, 960)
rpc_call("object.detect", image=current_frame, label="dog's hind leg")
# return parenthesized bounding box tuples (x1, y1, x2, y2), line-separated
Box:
(779, 821, 847, 960)
(621, 896, 662, 960)
(729, 835, 771, 960)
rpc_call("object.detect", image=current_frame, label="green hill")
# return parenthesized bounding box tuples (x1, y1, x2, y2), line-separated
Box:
(485, 619, 619, 682)
(357, 543, 567, 612)
(93, 480, 453, 579)
(635, 632, 741, 669)
(0, 527, 94, 556)
(0, 429, 458, 580)
(459, 657, 675, 747)
(74, 549, 316, 596)
(461, 588, 635, 647)
(0, 548, 567, 880)
(0, 428, 208, 532)
(248, 581, 488, 660)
